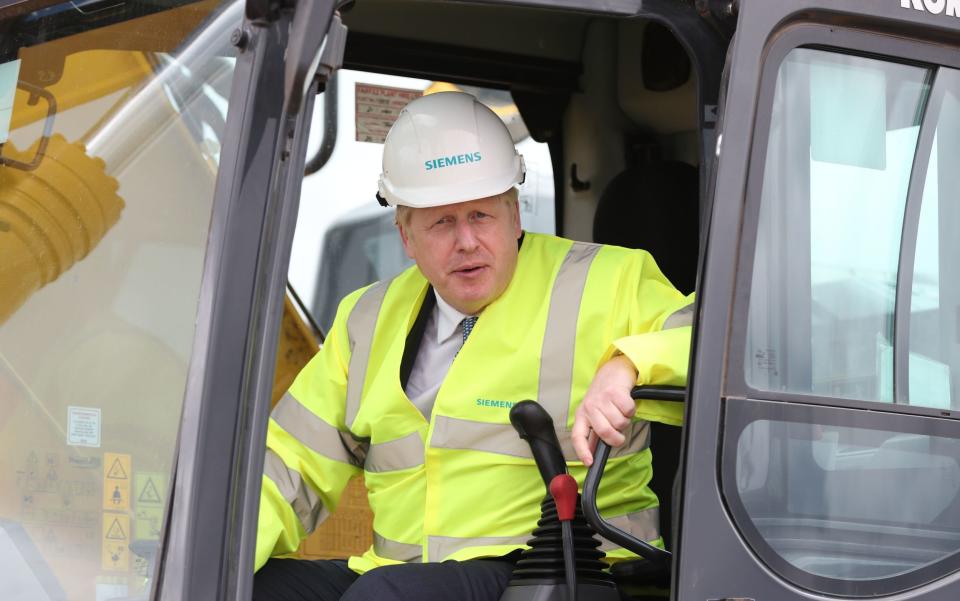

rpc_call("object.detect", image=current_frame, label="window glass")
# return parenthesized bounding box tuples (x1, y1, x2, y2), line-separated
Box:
(909, 69, 960, 409)
(733, 414, 960, 590)
(288, 71, 555, 333)
(0, 0, 237, 599)
(744, 48, 960, 408)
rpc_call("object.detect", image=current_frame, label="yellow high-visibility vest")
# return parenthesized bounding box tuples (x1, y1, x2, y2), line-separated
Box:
(256, 232, 693, 573)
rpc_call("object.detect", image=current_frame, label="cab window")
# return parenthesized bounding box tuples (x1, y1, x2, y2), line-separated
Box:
(747, 48, 960, 409)
(0, 0, 237, 598)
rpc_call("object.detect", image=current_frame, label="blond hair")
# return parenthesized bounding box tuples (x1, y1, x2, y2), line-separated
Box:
(395, 187, 518, 228)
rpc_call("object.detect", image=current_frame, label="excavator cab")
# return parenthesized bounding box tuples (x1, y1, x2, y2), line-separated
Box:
(2, 0, 960, 600)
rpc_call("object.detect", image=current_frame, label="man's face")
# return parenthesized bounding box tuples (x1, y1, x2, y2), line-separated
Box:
(398, 194, 522, 315)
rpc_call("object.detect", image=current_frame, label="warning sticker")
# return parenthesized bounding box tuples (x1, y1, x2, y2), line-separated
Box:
(355, 83, 422, 144)
(67, 406, 101, 447)
(101, 513, 130, 571)
(103, 453, 131, 511)
(134, 472, 166, 541)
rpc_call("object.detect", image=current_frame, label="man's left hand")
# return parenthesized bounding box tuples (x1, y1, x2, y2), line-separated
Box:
(572, 354, 638, 466)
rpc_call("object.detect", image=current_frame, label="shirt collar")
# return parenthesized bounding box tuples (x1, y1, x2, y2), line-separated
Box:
(433, 290, 473, 344)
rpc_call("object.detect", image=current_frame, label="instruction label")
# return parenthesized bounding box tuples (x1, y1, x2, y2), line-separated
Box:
(103, 453, 131, 511)
(101, 513, 130, 571)
(68, 406, 101, 447)
(355, 83, 422, 143)
(134, 471, 166, 541)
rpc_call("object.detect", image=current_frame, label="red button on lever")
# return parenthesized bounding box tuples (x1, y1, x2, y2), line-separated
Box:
(549, 474, 579, 522)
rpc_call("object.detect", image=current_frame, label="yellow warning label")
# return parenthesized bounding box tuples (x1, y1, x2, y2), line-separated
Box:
(107, 457, 129, 479)
(103, 453, 131, 511)
(102, 513, 130, 571)
(134, 472, 166, 541)
(134, 472, 164, 505)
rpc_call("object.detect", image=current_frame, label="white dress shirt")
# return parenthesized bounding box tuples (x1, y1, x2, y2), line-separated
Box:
(404, 291, 475, 418)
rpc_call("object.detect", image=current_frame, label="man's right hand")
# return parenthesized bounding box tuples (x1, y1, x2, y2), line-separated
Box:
(571, 354, 638, 466)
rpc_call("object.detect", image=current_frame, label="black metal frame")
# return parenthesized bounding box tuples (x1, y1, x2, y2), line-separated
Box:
(343, 32, 582, 94)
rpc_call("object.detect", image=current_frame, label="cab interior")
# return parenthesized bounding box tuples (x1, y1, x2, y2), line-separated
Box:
(0, 0, 725, 597)
(275, 0, 725, 590)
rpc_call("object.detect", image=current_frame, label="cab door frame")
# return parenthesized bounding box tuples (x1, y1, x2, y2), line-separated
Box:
(154, 2, 337, 599)
(680, 1, 960, 599)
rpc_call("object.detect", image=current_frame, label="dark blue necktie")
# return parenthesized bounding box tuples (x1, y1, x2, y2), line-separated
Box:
(461, 316, 478, 345)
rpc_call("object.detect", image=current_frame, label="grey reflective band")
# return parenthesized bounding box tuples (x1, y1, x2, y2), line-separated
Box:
(597, 506, 661, 552)
(365, 431, 425, 473)
(272, 392, 366, 467)
(428, 534, 530, 562)
(538, 241, 602, 428)
(431, 415, 649, 462)
(264, 449, 330, 533)
(662, 303, 694, 330)
(345, 281, 390, 427)
(374, 531, 422, 562)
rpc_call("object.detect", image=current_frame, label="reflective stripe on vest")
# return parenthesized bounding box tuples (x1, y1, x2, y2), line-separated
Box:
(538, 241, 601, 427)
(662, 303, 694, 330)
(346, 281, 390, 427)
(272, 392, 366, 466)
(374, 531, 423, 562)
(425, 506, 658, 561)
(264, 448, 330, 533)
(430, 415, 650, 462)
(428, 534, 530, 562)
(365, 431, 424, 473)
(597, 507, 661, 552)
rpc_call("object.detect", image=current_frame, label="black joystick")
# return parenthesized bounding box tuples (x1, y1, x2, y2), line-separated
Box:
(509, 400, 568, 483)
(498, 401, 619, 601)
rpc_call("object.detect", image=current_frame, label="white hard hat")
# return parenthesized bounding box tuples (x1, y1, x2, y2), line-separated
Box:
(377, 91, 526, 209)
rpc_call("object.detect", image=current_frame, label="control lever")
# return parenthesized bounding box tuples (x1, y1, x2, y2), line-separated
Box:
(581, 385, 685, 564)
(501, 400, 619, 601)
(549, 474, 579, 601)
(509, 400, 567, 484)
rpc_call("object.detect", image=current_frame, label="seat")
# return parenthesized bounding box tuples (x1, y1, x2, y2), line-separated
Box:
(592, 160, 699, 294)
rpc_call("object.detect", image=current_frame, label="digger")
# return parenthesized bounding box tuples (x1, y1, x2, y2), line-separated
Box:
(1, 1, 959, 600)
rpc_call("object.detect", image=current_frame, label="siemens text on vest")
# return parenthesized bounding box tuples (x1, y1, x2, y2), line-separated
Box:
(476, 398, 515, 409)
(424, 152, 482, 171)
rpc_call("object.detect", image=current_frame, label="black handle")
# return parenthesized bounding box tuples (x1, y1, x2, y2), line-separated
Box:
(581, 385, 686, 563)
(628, 385, 686, 402)
(510, 400, 567, 486)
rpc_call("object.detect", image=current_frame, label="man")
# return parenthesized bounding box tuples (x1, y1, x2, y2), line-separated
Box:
(254, 92, 692, 601)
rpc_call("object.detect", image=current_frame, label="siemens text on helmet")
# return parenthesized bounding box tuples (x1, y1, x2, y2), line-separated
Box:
(424, 152, 483, 171)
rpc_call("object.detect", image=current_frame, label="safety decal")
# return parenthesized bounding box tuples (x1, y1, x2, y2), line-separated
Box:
(101, 513, 130, 571)
(67, 405, 101, 447)
(355, 82, 422, 144)
(134, 471, 166, 541)
(102, 452, 131, 511)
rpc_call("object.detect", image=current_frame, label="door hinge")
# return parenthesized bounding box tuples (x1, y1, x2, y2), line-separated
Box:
(284, 8, 347, 116)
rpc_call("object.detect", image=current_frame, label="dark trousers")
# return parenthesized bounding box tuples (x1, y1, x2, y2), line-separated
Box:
(253, 556, 518, 601)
